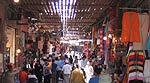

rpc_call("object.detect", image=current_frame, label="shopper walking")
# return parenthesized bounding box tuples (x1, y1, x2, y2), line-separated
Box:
(84, 61, 94, 83)
(51, 59, 57, 83)
(70, 64, 86, 83)
(99, 65, 112, 83)
(19, 66, 28, 83)
(62, 59, 72, 83)
(3, 63, 20, 83)
(73, 56, 78, 66)
(80, 55, 88, 79)
(89, 66, 102, 83)
(34, 60, 43, 83)
(55, 57, 62, 83)
(26, 69, 38, 83)
(43, 59, 52, 83)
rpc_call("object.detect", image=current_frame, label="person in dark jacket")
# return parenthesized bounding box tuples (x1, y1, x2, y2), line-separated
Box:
(26, 69, 38, 83)
(69, 55, 73, 64)
(34, 60, 43, 83)
(43, 59, 52, 83)
(51, 59, 57, 83)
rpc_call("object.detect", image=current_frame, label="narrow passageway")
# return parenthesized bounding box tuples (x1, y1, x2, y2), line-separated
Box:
(0, 0, 150, 83)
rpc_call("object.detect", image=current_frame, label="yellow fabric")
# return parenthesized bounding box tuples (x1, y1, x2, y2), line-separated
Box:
(70, 68, 85, 83)
(56, 54, 61, 57)
(47, 62, 52, 69)
(128, 66, 143, 72)
(139, 52, 144, 55)
(129, 52, 135, 57)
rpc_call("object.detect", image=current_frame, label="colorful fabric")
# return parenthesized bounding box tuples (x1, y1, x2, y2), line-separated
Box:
(128, 66, 143, 72)
(128, 58, 144, 62)
(128, 76, 144, 82)
(133, 14, 149, 50)
(128, 61, 144, 67)
(146, 34, 150, 54)
(121, 12, 140, 42)
(19, 71, 28, 82)
(129, 69, 143, 74)
(127, 50, 145, 83)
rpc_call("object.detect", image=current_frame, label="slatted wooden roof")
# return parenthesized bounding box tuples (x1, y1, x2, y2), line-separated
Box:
(20, 0, 114, 31)
(9, 0, 150, 37)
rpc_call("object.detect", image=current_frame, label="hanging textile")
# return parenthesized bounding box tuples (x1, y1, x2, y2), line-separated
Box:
(127, 50, 145, 83)
(104, 20, 109, 65)
(146, 33, 150, 54)
(121, 12, 140, 42)
(146, 18, 150, 55)
(133, 13, 150, 50)
(144, 60, 150, 83)
(92, 27, 97, 50)
(99, 28, 104, 55)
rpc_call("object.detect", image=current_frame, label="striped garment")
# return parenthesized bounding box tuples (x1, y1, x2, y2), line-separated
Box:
(127, 50, 145, 83)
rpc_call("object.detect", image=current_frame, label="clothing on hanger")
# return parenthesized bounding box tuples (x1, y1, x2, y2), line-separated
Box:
(127, 50, 145, 83)
(133, 13, 150, 50)
(146, 16, 150, 55)
(121, 12, 140, 42)
(144, 60, 150, 82)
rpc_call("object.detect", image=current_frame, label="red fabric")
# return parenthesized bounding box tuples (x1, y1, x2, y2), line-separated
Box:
(121, 12, 140, 42)
(128, 55, 136, 60)
(138, 53, 144, 59)
(99, 28, 103, 54)
(19, 71, 28, 82)
(128, 61, 144, 66)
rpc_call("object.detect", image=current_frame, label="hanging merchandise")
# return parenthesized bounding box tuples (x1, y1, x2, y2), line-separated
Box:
(146, 33, 150, 54)
(121, 12, 140, 42)
(133, 13, 150, 50)
(99, 28, 104, 55)
(146, 19, 150, 56)
(127, 50, 145, 83)
(104, 19, 109, 65)
(92, 27, 97, 50)
(144, 59, 150, 83)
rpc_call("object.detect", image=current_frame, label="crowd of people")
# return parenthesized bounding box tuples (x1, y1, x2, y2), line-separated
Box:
(3, 52, 124, 83)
